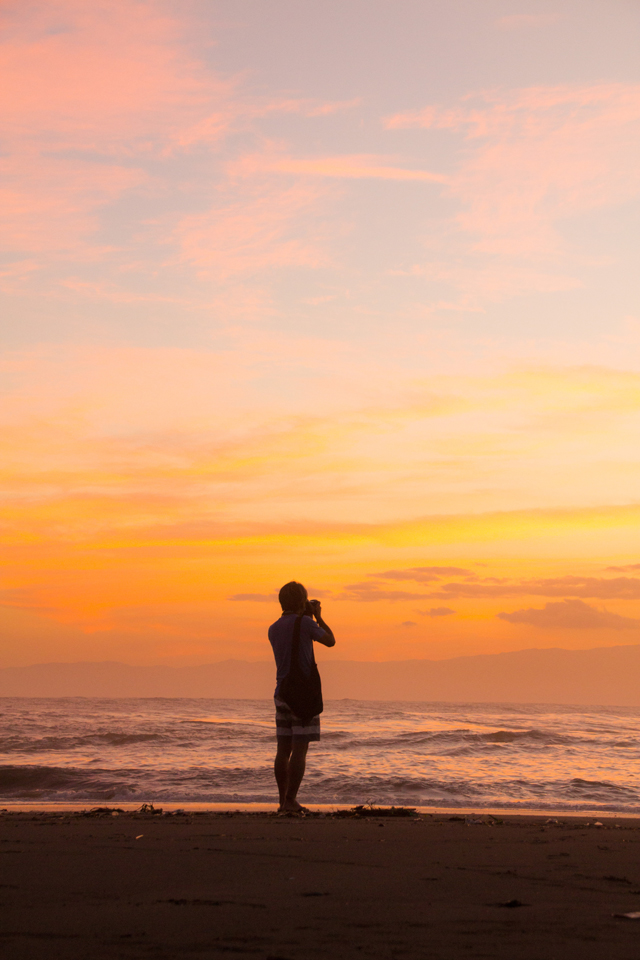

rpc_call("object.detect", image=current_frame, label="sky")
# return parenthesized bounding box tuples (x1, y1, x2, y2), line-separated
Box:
(2, 0, 640, 668)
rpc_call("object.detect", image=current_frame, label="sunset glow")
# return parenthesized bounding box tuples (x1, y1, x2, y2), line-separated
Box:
(2, 0, 640, 668)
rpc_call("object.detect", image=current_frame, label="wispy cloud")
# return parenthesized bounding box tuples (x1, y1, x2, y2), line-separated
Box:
(256, 97, 362, 118)
(263, 155, 448, 183)
(367, 568, 640, 601)
(174, 181, 331, 279)
(367, 566, 472, 581)
(0, 1, 348, 296)
(228, 593, 277, 602)
(430, 576, 640, 601)
(0, 1, 237, 264)
(418, 607, 456, 617)
(0, 587, 53, 613)
(497, 599, 640, 630)
(385, 83, 640, 264)
(342, 584, 431, 602)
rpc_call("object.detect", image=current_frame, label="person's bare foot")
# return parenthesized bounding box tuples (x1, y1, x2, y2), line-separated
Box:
(278, 799, 308, 814)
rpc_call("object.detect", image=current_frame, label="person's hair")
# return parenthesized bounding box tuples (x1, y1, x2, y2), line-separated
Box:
(278, 581, 307, 611)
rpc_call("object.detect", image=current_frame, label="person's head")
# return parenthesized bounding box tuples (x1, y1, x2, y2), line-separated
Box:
(278, 581, 307, 613)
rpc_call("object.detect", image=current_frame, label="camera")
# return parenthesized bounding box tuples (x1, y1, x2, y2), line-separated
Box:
(304, 599, 320, 617)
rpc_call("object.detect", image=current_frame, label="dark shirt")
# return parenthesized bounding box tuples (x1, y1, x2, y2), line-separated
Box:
(268, 613, 326, 697)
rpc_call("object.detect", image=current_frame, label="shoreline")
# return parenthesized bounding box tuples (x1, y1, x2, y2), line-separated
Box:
(2, 800, 640, 819)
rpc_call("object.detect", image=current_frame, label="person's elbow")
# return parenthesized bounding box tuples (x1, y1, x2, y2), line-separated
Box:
(323, 633, 336, 647)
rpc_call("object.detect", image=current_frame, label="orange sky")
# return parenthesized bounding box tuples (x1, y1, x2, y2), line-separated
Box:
(2, 1, 640, 667)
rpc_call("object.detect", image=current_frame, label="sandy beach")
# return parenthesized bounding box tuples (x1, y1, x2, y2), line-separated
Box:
(2, 808, 640, 959)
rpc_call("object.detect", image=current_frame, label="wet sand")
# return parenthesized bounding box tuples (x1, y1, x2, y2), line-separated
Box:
(2, 808, 640, 959)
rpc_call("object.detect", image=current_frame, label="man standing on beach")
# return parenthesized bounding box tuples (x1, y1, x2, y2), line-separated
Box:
(268, 581, 336, 813)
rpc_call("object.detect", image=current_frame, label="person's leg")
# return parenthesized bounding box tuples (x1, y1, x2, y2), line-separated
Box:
(282, 740, 309, 811)
(274, 736, 292, 808)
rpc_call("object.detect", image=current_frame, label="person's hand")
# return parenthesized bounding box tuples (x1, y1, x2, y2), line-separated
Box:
(310, 599, 321, 619)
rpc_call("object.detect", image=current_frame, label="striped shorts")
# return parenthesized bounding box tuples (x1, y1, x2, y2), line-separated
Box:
(274, 697, 321, 742)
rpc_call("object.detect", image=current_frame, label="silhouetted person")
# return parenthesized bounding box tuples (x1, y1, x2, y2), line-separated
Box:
(268, 581, 335, 812)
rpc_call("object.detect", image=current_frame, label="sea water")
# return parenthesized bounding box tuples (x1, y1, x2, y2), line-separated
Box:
(1, 698, 640, 813)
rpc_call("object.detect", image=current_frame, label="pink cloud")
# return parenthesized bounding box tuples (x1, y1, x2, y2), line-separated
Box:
(191, 148, 447, 280)
(0, 1, 235, 147)
(266, 155, 448, 183)
(0, 259, 40, 295)
(0, 0, 237, 261)
(0, 155, 146, 254)
(386, 84, 640, 257)
(0, 3, 360, 285)
(174, 181, 331, 279)
(258, 97, 362, 118)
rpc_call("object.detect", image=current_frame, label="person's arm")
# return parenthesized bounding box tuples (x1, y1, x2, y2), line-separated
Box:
(311, 601, 335, 647)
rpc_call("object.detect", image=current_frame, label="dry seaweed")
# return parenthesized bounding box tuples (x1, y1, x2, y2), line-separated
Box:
(333, 804, 417, 818)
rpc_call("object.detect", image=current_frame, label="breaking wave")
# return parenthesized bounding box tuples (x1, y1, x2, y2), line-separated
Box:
(1, 698, 640, 811)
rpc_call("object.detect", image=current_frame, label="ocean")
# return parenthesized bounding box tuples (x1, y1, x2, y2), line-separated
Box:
(1, 698, 640, 813)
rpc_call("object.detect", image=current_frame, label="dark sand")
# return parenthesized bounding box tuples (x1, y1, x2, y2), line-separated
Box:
(2, 809, 640, 959)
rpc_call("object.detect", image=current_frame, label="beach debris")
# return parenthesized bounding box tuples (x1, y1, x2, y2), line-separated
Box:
(334, 804, 417, 818)
(135, 834, 144, 839)
(138, 803, 162, 815)
(497, 899, 527, 908)
(545, 818, 559, 824)
(82, 806, 125, 818)
(465, 817, 485, 825)
(448, 815, 465, 821)
(593, 821, 604, 827)
(613, 912, 640, 920)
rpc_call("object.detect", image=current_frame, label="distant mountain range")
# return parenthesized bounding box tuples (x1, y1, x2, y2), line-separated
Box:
(1, 643, 639, 705)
